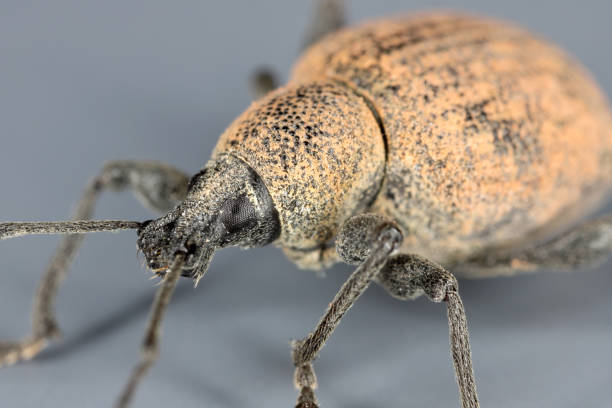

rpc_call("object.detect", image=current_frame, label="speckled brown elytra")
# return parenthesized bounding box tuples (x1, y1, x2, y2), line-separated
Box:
(2, 1, 612, 407)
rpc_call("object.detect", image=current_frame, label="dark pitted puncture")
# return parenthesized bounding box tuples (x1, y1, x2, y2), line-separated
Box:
(2, 2, 612, 408)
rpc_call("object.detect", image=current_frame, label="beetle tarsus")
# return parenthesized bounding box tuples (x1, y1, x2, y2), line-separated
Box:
(295, 386, 319, 408)
(293, 363, 319, 407)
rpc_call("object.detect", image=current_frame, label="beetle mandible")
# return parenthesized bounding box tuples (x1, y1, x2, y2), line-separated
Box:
(1, 1, 612, 407)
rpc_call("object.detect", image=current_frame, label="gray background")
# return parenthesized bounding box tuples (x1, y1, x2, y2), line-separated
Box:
(0, 1, 611, 407)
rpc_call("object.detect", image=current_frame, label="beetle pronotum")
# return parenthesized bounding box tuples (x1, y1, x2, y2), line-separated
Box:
(1, 1, 611, 407)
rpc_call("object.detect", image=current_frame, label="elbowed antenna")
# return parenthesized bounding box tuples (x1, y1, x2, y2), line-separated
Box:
(0, 220, 142, 240)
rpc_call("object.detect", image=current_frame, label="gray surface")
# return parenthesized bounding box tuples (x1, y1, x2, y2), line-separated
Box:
(0, 1, 611, 407)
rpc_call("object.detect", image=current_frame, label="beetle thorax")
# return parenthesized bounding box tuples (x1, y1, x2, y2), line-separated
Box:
(214, 80, 386, 250)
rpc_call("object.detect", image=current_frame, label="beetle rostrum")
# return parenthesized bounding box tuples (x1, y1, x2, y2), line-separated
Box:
(2, 2, 612, 408)
(137, 155, 280, 284)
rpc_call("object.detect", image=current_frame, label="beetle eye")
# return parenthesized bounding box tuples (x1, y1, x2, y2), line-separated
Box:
(220, 194, 258, 235)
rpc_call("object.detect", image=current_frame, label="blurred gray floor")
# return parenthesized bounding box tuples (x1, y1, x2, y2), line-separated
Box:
(0, 1, 611, 407)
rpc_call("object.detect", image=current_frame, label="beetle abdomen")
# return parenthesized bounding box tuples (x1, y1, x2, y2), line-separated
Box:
(293, 13, 612, 263)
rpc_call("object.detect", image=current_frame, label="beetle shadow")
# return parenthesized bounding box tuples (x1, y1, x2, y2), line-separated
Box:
(35, 280, 205, 362)
(167, 362, 244, 408)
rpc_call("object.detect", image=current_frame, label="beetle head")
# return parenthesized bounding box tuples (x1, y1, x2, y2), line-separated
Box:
(137, 155, 280, 285)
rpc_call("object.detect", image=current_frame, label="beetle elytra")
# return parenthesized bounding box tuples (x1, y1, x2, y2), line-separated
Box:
(1, 1, 612, 407)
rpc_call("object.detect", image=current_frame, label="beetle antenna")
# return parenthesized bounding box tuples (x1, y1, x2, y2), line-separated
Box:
(0, 220, 142, 240)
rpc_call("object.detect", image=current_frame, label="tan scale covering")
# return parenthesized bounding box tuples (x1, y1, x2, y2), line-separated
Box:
(292, 13, 612, 264)
(214, 81, 385, 249)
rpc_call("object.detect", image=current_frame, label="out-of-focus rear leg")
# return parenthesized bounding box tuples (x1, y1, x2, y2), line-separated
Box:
(302, 0, 345, 49)
(251, 0, 346, 99)
(456, 214, 612, 277)
(0, 160, 189, 367)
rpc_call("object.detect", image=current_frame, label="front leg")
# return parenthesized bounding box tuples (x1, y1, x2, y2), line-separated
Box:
(291, 214, 402, 407)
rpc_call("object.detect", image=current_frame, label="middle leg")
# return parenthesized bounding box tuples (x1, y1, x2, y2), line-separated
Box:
(375, 254, 480, 408)
(291, 214, 480, 408)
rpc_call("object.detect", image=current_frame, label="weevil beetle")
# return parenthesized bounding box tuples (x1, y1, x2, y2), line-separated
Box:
(1, 1, 612, 407)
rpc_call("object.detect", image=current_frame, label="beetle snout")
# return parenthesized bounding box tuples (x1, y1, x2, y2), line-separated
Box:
(137, 217, 213, 281)
(137, 218, 185, 271)
(137, 218, 175, 274)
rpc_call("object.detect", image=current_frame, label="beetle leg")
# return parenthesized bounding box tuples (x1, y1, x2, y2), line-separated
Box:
(302, 0, 345, 50)
(291, 214, 402, 407)
(97, 160, 190, 214)
(0, 160, 189, 367)
(115, 253, 185, 408)
(456, 214, 612, 277)
(250, 0, 345, 100)
(251, 67, 279, 100)
(376, 254, 480, 408)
